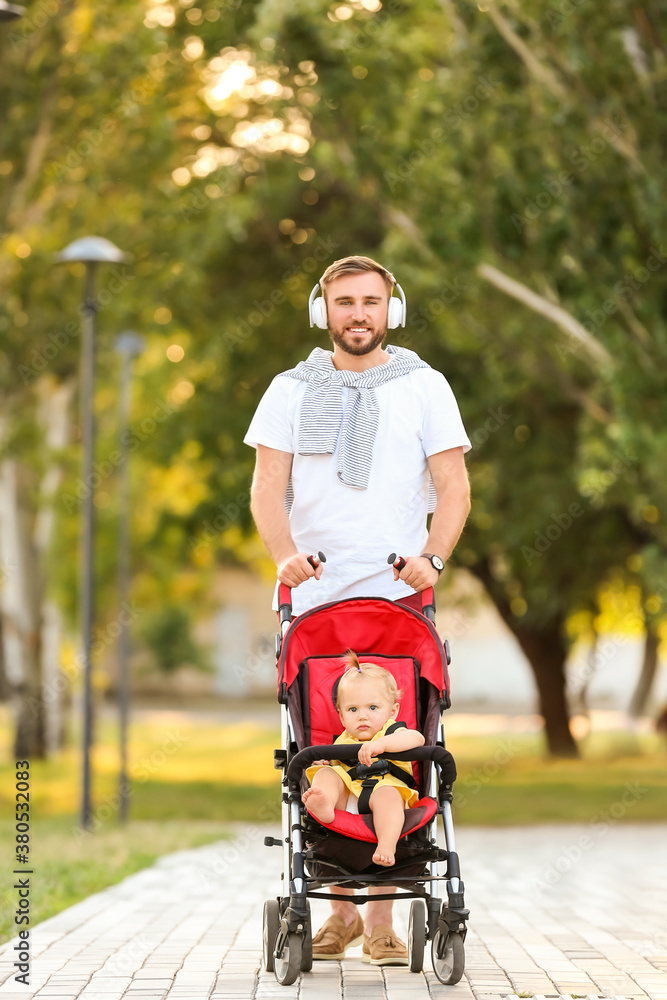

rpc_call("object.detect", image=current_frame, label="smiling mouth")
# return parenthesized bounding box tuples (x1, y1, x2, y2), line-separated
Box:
(346, 327, 371, 334)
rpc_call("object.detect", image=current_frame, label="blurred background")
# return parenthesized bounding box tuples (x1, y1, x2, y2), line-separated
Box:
(1, 0, 666, 940)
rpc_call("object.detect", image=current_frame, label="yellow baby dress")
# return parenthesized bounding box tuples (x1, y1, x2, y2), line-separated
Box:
(305, 719, 419, 808)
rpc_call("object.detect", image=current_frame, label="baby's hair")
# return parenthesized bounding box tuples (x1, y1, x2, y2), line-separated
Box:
(336, 650, 401, 708)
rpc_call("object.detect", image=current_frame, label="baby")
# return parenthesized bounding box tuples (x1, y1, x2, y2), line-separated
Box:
(303, 651, 424, 867)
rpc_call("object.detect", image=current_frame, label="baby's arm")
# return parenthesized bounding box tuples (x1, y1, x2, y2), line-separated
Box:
(358, 726, 424, 764)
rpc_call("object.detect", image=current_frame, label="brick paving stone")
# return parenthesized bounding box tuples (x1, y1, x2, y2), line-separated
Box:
(0, 823, 665, 999)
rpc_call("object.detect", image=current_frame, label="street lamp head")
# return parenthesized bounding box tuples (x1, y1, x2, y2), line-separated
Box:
(55, 236, 129, 265)
(0, 0, 26, 20)
(114, 331, 145, 358)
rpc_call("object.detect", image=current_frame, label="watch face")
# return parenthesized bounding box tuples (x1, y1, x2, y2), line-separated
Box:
(432, 555, 445, 572)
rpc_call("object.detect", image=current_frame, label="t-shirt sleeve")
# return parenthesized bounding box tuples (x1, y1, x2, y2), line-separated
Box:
(422, 371, 472, 457)
(243, 375, 295, 453)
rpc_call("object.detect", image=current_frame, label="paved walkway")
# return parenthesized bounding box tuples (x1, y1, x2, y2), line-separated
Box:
(1, 824, 666, 1000)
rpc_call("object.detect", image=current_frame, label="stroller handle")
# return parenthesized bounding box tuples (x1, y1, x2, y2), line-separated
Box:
(277, 553, 436, 624)
(287, 742, 456, 788)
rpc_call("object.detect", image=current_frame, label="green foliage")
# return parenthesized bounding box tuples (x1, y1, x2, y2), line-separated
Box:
(1, 0, 665, 735)
(136, 604, 210, 674)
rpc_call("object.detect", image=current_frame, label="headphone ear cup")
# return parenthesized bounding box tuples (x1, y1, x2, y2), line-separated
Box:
(387, 297, 403, 330)
(311, 296, 328, 329)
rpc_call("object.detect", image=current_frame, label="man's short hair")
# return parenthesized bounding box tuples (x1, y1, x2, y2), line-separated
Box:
(320, 255, 396, 297)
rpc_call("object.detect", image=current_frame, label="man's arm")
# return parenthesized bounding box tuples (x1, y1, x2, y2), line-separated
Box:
(250, 444, 323, 586)
(424, 445, 471, 560)
(394, 446, 471, 591)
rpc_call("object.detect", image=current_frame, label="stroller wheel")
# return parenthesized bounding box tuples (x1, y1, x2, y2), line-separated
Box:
(275, 927, 303, 986)
(263, 899, 280, 972)
(408, 899, 426, 973)
(300, 902, 313, 972)
(431, 929, 465, 985)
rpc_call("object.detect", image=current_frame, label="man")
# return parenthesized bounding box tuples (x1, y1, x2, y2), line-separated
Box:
(245, 255, 471, 965)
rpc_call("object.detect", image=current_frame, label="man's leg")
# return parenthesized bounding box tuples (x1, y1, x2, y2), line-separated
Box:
(363, 888, 408, 965)
(366, 887, 395, 933)
(312, 886, 363, 960)
(329, 884, 358, 925)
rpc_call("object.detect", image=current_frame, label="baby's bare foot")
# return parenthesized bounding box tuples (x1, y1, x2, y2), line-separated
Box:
(302, 786, 335, 824)
(372, 842, 396, 867)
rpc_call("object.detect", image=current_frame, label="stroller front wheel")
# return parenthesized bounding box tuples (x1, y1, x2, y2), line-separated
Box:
(274, 928, 303, 986)
(431, 928, 465, 985)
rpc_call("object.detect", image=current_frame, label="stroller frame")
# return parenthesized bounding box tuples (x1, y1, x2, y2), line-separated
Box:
(263, 583, 470, 986)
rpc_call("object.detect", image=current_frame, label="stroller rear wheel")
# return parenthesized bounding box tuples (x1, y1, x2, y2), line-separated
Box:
(274, 927, 303, 986)
(408, 899, 426, 973)
(431, 928, 465, 985)
(263, 899, 280, 972)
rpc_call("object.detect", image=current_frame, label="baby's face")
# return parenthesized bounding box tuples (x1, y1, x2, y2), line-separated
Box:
(337, 677, 399, 741)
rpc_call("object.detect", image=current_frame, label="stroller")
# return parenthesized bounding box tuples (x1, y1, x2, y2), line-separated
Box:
(262, 556, 469, 986)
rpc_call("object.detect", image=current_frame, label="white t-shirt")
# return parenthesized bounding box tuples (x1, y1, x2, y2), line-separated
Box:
(244, 360, 471, 616)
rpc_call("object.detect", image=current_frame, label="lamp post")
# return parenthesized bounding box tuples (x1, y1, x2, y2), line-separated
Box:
(0, 1, 26, 20)
(113, 330, 144, 823)
(55, 236, 128, 830)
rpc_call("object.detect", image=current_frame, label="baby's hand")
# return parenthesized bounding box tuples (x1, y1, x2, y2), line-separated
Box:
(357, 739, 385, 766)
(312, 759, 330, 767)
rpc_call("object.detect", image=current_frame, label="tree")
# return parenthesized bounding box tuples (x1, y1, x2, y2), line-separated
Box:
(2, 0, 665, 761)
(173, 0, 665, 754)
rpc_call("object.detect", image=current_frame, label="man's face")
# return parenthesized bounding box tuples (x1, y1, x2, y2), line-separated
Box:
(325, 271, 391, 356)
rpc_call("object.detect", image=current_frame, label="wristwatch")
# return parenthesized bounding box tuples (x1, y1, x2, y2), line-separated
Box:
(420, 552, 445, 574)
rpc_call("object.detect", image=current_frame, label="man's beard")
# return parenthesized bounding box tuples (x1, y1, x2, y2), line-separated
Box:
(328, 324, 387, 356)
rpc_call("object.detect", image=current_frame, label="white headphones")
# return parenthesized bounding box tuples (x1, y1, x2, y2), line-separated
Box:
(308, 278, 407, 329)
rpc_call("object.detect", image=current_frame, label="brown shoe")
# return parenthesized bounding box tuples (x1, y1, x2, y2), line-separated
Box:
(312, 912, 364, 960)
(362, 924, 409, 966)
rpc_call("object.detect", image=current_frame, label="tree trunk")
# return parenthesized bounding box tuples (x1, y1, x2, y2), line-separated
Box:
(35, 378, 75, 753)
(628, 624, 659, 718)
(467, 559, 579, 757)
(0, 456, 46, 759)
(0, 378, 75, 759)
(511, 621, 579, 757)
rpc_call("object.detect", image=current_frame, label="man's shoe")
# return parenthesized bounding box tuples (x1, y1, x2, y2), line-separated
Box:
(362, 924, 409, 966)
(312, 913, 364, 961)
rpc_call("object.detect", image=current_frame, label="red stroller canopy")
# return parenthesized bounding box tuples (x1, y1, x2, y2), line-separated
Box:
(278, 596, 450, 698)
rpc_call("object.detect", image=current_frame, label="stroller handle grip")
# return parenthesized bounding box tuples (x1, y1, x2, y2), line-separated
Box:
(278, 556, 436, 624)
(286, 742, 456, 787)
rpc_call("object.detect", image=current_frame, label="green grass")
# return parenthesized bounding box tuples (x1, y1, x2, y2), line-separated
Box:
(1, 708, 665, 944)
(0, 816, 230, 945)
(447, 729, 667, 824)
